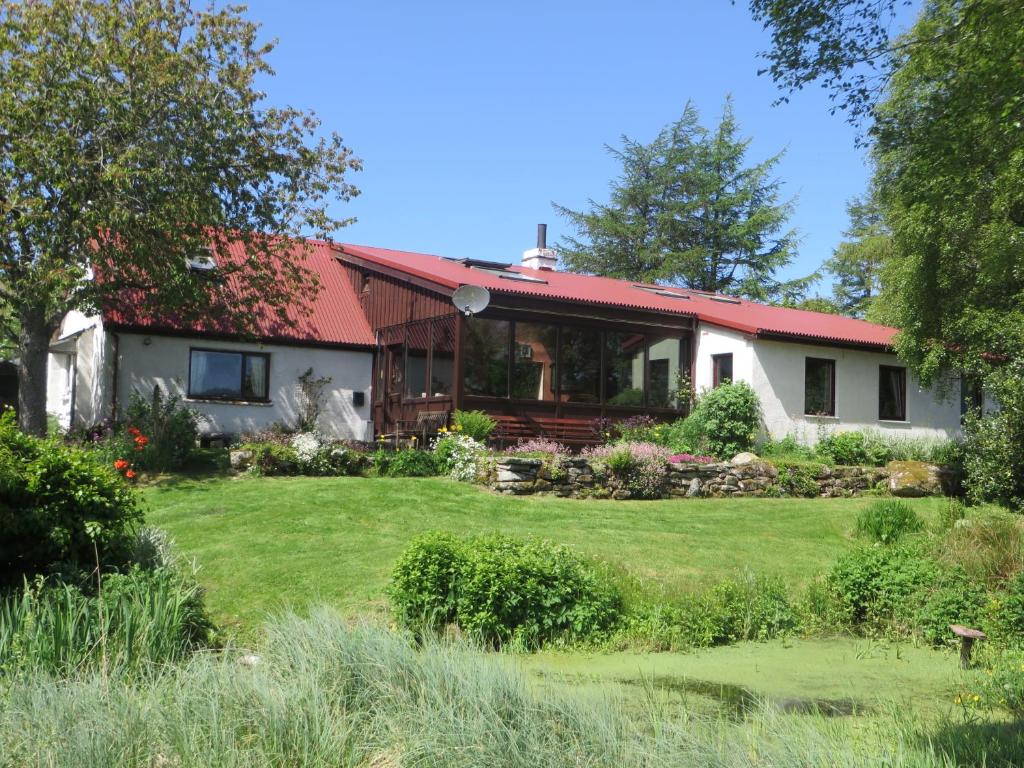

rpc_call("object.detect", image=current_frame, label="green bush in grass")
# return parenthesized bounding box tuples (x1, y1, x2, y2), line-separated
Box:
(373, 447, 439, 477)
(855, 499, 924, 544)
(686, 381, 762, 459)
(389, 532, 622, 648)
(0, 412, 142, 588)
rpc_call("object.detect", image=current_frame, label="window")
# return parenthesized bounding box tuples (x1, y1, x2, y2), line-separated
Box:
(559, 326, 601, 403)
(879, 365, 907, 421)
(188, 349, 269, 401)
(463, 318, 510, 397)
(430, 316, 456, 396)
(648, 335, 685, 409)
(404, 324, 429, 399)
(804, 358, 836, 416)
(960, 376, 983, 418)
(605, 332, 645, 407)
(712, 353, 733, 388)
(511, 323, 557, 400)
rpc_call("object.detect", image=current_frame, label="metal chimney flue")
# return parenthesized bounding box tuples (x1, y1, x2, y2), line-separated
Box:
(523, 223, 557, 271)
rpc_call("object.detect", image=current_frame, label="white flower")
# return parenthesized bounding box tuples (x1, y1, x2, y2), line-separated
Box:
(291, 431, 325, 464)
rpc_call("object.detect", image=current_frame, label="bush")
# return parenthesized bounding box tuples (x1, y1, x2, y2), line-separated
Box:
(510, 436, 568, 457)
(936, 510, 1024, 585)
(373, 448, 439, 477)
(450, 410, 497, 443)
(686, 382, 761, 459)
(855, 499, 924, 544)
(962, 409, 1024, 508)
(0, 412, 142, 588)
(816, 430, 890, 466)
(827, 544, 940, 631)
(773, 464, 821, 497)
(389, 533, 622, 648)
(0, 565, 213, 677)
(913, 567, 987, 647)
(582, 441, 670, 499)
(432, 433, 486, 481)
(240, 442, 300, 476)
(123, 387, 202, 471)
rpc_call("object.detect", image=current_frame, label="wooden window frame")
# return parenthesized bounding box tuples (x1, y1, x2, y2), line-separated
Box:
(187, 347, 271, 403)
(803, 357, 836, 417)
(711, 353, 733, 388)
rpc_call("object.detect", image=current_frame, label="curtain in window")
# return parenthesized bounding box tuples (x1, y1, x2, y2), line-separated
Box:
(880, 366, 906, 420)
(245, 355, 268, 399)
(189, 352, 209, 395)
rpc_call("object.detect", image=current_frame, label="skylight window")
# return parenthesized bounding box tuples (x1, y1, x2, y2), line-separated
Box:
(632, 285, 691, 300)
(186, 247, 217, 273)
(710, 295, 741, 304)
(471, 266, 548, 284)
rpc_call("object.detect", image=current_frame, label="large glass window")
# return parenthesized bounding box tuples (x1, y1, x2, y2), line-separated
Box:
(605, 332, 645, 406)
(188, 349, 269, 401)
(464, 318, 510, 397)
(879, 365, 907, 421)
(648, 336, 683, 408)
(512, 323, 557, 400)
(804, 357, 835, 416)
(404, 323, 429, 399)
(430, 316, 456, 396)
(559, 326, 601, 403)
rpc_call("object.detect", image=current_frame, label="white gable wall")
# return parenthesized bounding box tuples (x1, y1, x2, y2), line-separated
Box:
(114, 333, 373, 441)
(694, 322, 963, 445)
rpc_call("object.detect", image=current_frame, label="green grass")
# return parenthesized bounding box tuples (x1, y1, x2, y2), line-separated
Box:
(144, 475, 945, 633)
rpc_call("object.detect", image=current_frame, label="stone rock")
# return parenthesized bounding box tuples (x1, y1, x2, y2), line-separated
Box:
(887, 460, 944, 497)
(497, 468, 535, 483)
(229, 449, 253, 470)
(686, 477, 703, 497)
(731, 452, 760, 466)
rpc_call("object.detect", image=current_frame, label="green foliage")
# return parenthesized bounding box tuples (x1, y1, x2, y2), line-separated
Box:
(373, 448, 439, 478)
(816, 430, 886, 466)
(913, 567, 987, 647)
(389, 533, 622, 648)
(616, 572, 797, 651)
(0, 565, 213, 677)
(687, 382, 762, 459)
(855, 500, 924, 545)
(0, 0, 360, 435)
(976, 648, 1024, 717)
(773, 464, 820, 498)
(295, 368, 332, 433)
(240, 442, 300, 476)
(450, 410, 497, 443)
(554, 98, 812, 302)
(827, 544, 940, 631)
(124, 387, 201, 471)
(962, 409, 1024, 509)
(824, 194, 891, 319)
(936, 510, 1023, 586)
(985, 572, 1024, 645)
(0, 412, 142, 588)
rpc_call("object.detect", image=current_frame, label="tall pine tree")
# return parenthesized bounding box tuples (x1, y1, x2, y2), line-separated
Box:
(554, 99, 811, 302)
(824, 194, 892, 318)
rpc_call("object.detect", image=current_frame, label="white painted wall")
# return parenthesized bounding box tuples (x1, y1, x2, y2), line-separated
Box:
(752, 338, 961, 444)
(694, 323, 963, 444)
(114, 333, 373, 440)
(46, 313, 113, 429)
(693, 323, 755, 392)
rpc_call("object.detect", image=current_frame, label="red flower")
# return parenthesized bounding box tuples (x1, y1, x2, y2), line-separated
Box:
(125, 469, 136, 479)
(134, 435, 149, 448)
(127, 426, 141, 437)
(113, 459, 129, 471)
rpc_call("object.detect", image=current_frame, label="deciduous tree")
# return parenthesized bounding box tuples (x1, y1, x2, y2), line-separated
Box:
(0, 0, 360, 434)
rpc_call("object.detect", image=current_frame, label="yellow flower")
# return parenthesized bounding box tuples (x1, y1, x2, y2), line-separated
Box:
(954, 696, 962, 705)
(411, 435, 417, 442)
(454, 424, 463, 431)
(972, 694, 981, 702)
(439, 426, 448, 433)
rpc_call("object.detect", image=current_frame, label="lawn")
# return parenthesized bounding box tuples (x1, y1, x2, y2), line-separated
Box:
(145, 475, 945, 633)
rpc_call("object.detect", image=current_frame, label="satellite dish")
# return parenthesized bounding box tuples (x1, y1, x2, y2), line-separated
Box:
(452, 284, 490, 316)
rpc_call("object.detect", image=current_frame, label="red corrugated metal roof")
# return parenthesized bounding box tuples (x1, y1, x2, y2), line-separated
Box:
(339, 244, 897, 349)
(105, 238, 374, 347)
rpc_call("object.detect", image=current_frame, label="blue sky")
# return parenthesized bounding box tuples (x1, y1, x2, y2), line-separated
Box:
(243, 0, 899, 293)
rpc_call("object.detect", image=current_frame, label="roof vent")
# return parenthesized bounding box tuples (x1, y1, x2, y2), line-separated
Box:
(522, 223, 557, 271)
(709, 295, 741, 305)
(186, 247, 217, 273)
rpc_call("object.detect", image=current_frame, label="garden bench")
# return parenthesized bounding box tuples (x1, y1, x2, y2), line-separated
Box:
(491, 415, 537, 448)
(394, 410, 450, 445)
(950, 624, 986, 669)
(531, 417, 597, 446)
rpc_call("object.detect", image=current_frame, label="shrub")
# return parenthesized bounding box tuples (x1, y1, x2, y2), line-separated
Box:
(450, 410, 497, 443)
(0, 412, 142, 588)
(976, 650, 1024, 717)
(667, 453, 714, 464)
(774, 464, 820, 497)
(511, 436, 568, 457)
(373, 448, 439, 477)
(936, 510, 1024, 585)
(615, 414, 658, 443)
(657, 416, 704, 453)
(389, 533, 622, 648)
(686, 381, 761, 459)
(827, 543, 940, 631)
(985, 571, 1024, 644)
(913, 567, 987, 647)
(432, 433, 486, 481)
(816, 430, 887, 466)
(240, 442, 300, 476)
(582, 441, 670, 499)
(760, 434, 817, 462)
(855, 499, 924, 544)
(123, 387, 202, 471)
(962, 409, 1024, 508)
(0, 565, 213, 677)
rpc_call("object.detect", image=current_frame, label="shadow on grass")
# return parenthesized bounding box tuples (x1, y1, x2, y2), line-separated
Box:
(143, 449, 234, 491)
(917, 718, 1024, 767)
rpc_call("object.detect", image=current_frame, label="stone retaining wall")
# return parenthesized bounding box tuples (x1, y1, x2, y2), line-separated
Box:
(485, 456, 914, 499)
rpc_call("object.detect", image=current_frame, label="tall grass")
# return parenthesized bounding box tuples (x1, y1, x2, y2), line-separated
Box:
(0, 569, 211, 677)
(0, 609, 1018, 767)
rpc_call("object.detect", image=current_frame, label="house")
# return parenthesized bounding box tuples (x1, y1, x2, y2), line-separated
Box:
(46, 227, 974, 445)
(46, 239, 376, 441)
(335, 230, 970, 445)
